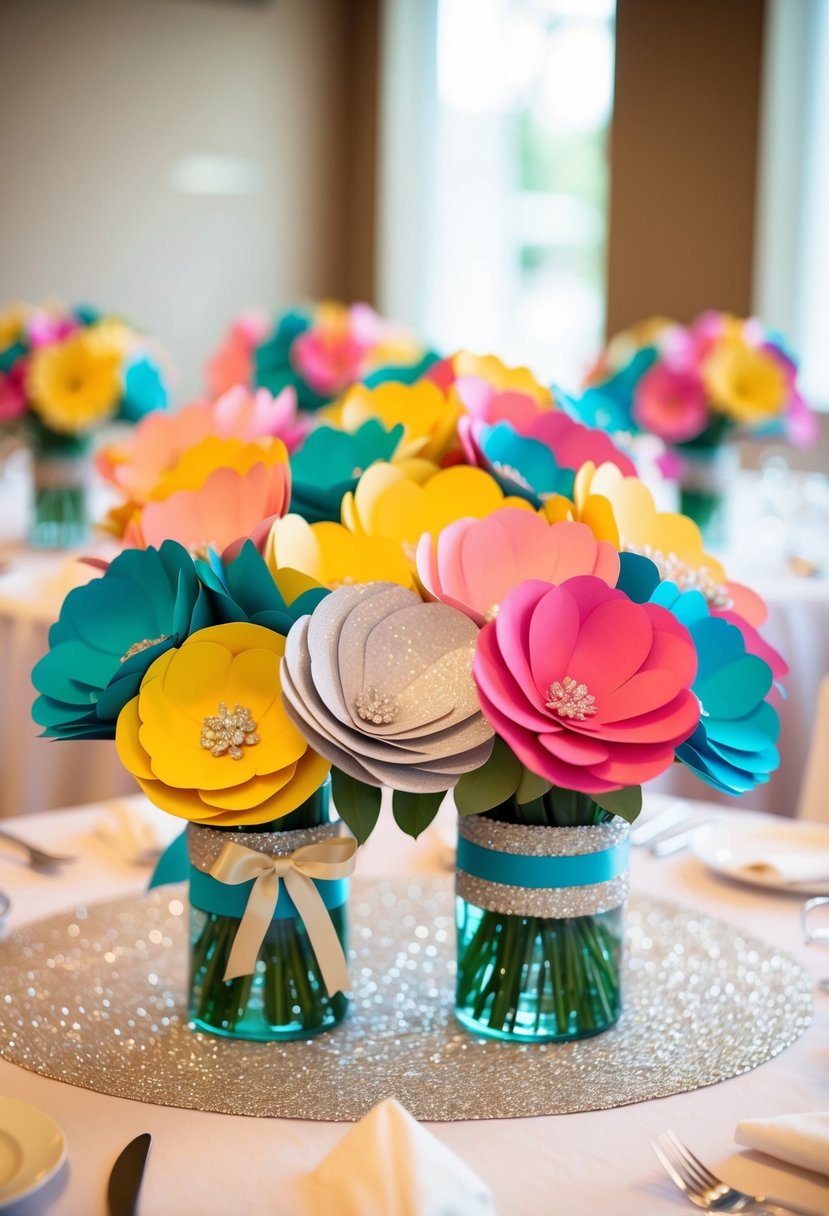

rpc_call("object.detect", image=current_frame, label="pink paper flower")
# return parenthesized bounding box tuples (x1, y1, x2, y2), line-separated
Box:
(632, 362, 710, 443)
(26, 309, 80, 349)
(123, 462, 290, 553)
(291, 304, 386, 398)
(417, 511, 620, 626)
(0, 361, 28, 423)
(454, 379, 546, 432)
(205, 313, 269, 397)
(473, 575, 699, 793)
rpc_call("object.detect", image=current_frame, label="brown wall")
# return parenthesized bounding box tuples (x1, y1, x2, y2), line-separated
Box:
(607, 0, 766, 335)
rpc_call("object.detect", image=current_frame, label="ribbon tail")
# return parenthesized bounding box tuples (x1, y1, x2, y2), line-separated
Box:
(148, 829, 189, 889)
(285, 871, 351, 996)
(223, 870, 279, 981)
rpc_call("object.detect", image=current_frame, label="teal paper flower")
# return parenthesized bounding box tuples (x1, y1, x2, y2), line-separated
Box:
(289, 420, 405, 522)
(120, 354, 168, 422)
(617, 556, 779, 796)
(468, 421, 576, 505)
(196, 540, 328, 631)
(362, 351, 441, 388)
(254, 310, 330, 412)
(578, 346, 659, 433)
(32, 542, 212, 740)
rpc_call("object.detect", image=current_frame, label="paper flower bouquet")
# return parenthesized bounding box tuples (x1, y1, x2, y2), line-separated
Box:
(34, 351, 784, 1044)
(206, 300, 434, 413)
(0, 301, 168, 546)
(577, 312, 816, 539)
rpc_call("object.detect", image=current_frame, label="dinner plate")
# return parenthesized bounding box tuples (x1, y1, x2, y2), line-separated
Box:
(0, 1097, 66, 1210)
(691, 813, 829, 894)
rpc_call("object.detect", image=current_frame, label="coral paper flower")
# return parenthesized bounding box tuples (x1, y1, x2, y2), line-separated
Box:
(116, 622, 329, 825)
(324, 382, 460, 463)
(205, 313, 269, 398)
(632, 362, 710, 443)
(266, 514, 416, 591)
(417, 511, 619, 625)
(32, 542, 212, 739)
(281, 583, 494, 792)
(702, 340, 788, 424)
(473, 576, 699, 794)
(27, 329, 121, 434)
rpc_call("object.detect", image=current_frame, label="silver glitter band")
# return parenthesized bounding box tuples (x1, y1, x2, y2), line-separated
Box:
(456, 816, 630, 918)
(187, 821, 342, 874)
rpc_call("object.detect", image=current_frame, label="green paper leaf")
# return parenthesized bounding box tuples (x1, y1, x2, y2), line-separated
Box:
(391, 789, 445, 839)
(514, 766, 553, 805)
(454, 738, 522, 817)
(592, 785, 643, 824)
(330, 767, 381, 844)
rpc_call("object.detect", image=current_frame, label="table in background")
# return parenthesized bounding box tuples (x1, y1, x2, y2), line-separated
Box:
(0, 793, 826, 1216)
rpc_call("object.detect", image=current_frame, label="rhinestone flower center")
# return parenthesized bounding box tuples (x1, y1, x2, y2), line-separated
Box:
(120, 634, 171, 663)
(200, 703, 261, 760)
(546, 676, 597, 721)
(355, 686, 400, 726)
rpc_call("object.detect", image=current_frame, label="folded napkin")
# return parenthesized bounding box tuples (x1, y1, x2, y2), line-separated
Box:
(94, 801, 164, 865)
(302, 1098, 496, 1216)
(736, 1113, 829, 1177)
(732, 853, 829, 885)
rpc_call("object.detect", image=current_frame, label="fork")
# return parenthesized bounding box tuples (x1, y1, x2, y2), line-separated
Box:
(0, 826, 76, 871)
(652, 1130, 824, 1214)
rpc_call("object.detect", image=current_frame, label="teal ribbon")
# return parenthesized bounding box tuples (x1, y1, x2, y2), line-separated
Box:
(188, 865, 349, 921)
(457, 835, 629, 889)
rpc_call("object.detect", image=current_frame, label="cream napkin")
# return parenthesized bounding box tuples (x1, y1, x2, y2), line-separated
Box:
(94, 801, 163, 865)
(302, 1098, 496, 1216)
(732, 854, 829, 885)
(736, 1113, 829, 1177)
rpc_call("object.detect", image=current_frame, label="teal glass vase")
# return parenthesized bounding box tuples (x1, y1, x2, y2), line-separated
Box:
(28, 425, 90, 549)
(187, 784, 349, 1041)
(454, 808, 629, 1042)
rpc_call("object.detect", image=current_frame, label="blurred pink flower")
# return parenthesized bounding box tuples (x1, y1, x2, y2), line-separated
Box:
(473, 575, 699, 793)
(453, 379, 545, 432)
(784, 390, 819, 448)
(291, 310, 375, 398)
(417, 511, 619, 626)
(205, 312, 269, 397)
(632, 363, 710, 443)
(26, 310, 79, 349)
(0, 361, 28, 423)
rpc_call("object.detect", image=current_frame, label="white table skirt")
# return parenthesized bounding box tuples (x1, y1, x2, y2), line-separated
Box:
(0, 793, 827, 1216)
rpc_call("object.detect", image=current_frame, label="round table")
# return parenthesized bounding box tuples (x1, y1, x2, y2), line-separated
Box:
(0, 793, 826, 1215)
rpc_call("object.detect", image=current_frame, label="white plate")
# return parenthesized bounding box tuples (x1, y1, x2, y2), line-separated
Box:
(691, 813, 829, 894)
(0, 1097, 66, 1210)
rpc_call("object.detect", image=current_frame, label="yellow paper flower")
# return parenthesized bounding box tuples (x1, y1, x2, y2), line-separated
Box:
(116, 622, 329, 826)
(543, 461, 727, 582)
(265, 514, 416, 590)
(0, 304, 27, 349)
(148, 435, 290, 500)
(447, 352, 552, 406)
(27, 329, 121, 434)
(322, 381, 460, 462)
(702, 340, 788, 424)
(342, 462, 534, 560)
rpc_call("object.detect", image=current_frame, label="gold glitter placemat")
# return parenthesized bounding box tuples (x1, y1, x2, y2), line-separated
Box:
(0, 878, 812, 1121)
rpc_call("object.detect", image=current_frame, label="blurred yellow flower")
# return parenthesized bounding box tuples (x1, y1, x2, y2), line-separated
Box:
(27, 329, 121, 433)
(448, 351, 552, 406)
(323, 381, 460, 462)
(265, 514, 416, 590)
(0, 304, 27, 349)
(342, 462, 534, 558)
(702, 341, 788, 424)
(148, 435, 290, 500)
(116, 622, 329, 826)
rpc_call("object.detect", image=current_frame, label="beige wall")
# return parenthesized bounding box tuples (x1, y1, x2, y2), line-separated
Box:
(0, 0, 358, 401)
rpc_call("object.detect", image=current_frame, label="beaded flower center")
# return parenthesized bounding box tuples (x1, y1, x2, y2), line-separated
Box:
(546, 676, 597, 721)
(200, 703, 261, 760)
(120, 634, 171, 663)
(355, 686, 400, 726)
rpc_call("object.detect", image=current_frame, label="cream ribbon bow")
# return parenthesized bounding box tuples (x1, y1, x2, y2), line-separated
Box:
(209, 836, 357, 992)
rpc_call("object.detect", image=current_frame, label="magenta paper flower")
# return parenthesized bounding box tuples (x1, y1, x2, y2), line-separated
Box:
(0, 362, 28, 423)
(632, 362, 710, 443)
(417, 511, 620, 626)
(291, 303, 384, 398)
(473, 575, 699, 793)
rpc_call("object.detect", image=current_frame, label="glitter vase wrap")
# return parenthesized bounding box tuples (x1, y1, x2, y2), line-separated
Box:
(677, 444, 736, 549)
(455, 811, 629, 1042)
(29, 445, 90, 549)
(186, 785, 350, 1041)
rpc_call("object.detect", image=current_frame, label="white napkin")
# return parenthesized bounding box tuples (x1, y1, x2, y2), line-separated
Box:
(302, 1098, 496, 1216)
(736, 1112, 829, 1177)
(94, 800, 164, 865)
(732, 853, 829, 885)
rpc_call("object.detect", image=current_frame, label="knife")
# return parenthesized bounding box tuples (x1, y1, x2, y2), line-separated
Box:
(107, 1133, 152, 1216)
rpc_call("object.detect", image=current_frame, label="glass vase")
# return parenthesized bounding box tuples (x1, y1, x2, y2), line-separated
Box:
(187, 785, 349, 1041)
(677, 445, 736, 549)
(27, 423, 91, 550)
(454, 811, 629, 1042)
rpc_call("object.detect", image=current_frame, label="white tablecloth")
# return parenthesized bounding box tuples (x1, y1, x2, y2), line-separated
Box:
(0, 794, 827, 1216)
